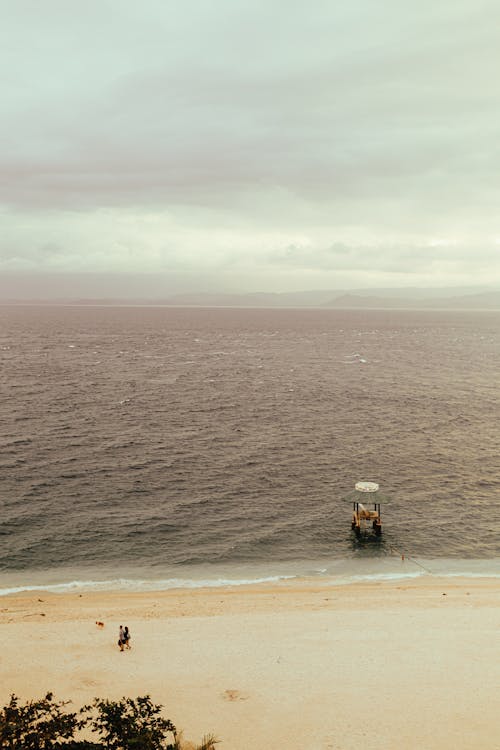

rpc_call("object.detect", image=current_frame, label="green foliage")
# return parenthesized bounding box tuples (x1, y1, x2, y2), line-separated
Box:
(82, 695, 177, 750)
(0, 694, 211, 750)
(0, 692, 80, 749)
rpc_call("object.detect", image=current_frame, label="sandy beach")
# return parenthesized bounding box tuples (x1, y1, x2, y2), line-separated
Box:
(1, 576, 499, 750)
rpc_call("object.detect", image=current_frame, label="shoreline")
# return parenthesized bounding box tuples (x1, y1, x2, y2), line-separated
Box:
(2, 555, 500, 597)
(2, 576, 500, 749)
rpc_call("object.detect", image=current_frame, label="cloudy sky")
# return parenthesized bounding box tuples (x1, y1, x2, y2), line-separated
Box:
(2, 0, 500, 295)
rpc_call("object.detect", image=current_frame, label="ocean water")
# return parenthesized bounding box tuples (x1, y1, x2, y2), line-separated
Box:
(0, 305, 499, 595)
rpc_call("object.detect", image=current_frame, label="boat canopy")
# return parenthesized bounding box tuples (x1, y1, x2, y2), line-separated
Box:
(343, 481, 393, 504)
(355, 481, 379, 493)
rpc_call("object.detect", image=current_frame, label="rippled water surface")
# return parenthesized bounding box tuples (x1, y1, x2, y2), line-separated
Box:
(1, 305, 499, 589)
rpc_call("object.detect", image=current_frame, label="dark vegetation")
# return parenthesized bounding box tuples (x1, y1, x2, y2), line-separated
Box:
(0, 693, 217, 750)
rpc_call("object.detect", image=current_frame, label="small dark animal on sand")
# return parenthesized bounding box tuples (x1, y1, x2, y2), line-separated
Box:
(96, 621, 105, 628)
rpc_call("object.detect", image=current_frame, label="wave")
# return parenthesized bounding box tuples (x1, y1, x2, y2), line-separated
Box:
(2, 558, 500, 596)
(0, 574, 298, 597)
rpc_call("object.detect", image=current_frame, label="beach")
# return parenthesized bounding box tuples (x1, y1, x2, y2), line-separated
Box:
(1, 576, 499, 750)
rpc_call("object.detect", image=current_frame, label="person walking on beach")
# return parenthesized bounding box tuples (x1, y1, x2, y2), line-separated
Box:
(123, 625, 131, 649)
(118, 625, 125, 652)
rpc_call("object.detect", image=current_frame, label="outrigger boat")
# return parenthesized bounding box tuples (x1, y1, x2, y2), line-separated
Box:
(346, 481, 389, 536)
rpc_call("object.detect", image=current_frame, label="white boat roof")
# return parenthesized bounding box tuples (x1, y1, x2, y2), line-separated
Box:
(355, 481, 379, 493)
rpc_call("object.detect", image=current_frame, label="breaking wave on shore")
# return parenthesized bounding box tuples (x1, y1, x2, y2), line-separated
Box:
(1, 556, 500, 597)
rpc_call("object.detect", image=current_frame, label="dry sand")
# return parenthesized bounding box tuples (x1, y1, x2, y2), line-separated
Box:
(1, 576, 499, 750)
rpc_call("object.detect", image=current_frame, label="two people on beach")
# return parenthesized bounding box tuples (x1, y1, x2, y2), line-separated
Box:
(118, 625, 131, 651)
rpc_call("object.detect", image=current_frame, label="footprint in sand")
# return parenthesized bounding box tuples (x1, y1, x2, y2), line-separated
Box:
(222, 689, 249, 702)
(79, 676, 100, 688)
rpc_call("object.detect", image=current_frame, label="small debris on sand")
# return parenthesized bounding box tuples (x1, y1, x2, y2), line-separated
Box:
(222, 689, 248, 702)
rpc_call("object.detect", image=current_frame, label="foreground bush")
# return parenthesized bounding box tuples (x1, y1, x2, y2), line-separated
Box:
(0, 693, 79, 749)
(82, 696, 177, 750)
(0, 693, 217, 750)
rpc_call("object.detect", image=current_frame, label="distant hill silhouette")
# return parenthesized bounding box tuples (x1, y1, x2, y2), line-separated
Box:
(2, 288, 500, 310)
(153, 289, 500, 309)
(322, 291, 500, 309)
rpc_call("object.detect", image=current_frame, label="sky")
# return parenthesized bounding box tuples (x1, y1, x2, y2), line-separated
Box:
(1, 0, 500, 296)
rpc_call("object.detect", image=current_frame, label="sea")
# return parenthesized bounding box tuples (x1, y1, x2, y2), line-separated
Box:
(1, 305, 499, 596)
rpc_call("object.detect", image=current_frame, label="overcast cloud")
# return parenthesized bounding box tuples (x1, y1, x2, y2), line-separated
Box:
(1, 0, 500, 293)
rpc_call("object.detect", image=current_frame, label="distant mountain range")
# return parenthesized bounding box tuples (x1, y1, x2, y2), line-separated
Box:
(3, 288, 500, 310)
(320, 290, 500, 310)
